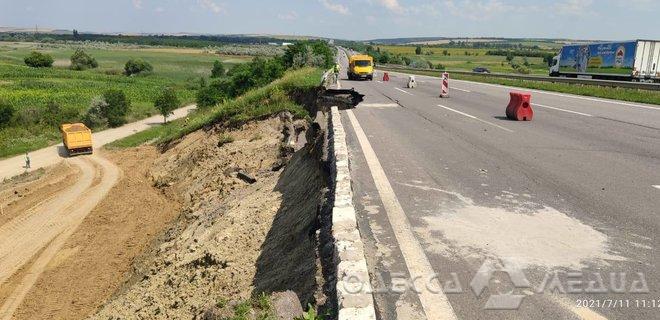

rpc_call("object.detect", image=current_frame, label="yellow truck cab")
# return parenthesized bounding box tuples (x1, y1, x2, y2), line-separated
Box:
(348, 55, 374, 81)
(60, 123, 93, 156)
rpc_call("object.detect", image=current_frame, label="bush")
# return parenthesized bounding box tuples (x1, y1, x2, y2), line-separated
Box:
(434, 63, 446, 70)
(70, 48, 98, 70)
(282, 40, 334, 69)
(415, 46, 422, 55)
(154, 87, 180, 122)
(210, 60, 225, 78)
(84, 96, 109, 128)
(24, 51, 54, 68)
(124, 58, 153, 76)
(0, 101, 14, 128)
(196, 80, 227, 108)
(103, 90, 131, 127)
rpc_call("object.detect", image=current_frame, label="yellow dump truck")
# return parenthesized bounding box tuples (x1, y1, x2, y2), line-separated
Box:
(60, 123, 93, 156)
(348, 54, 374, 81)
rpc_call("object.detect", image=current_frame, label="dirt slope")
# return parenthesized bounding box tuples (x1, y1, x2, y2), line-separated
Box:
(91, 114, 330, 319)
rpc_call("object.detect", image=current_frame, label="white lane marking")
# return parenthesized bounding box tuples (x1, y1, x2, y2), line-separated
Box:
(360, 103, 399, 108)
(437, 104, 514, 133)
(452, 78, 660, 111)
(653, 185, 660, 190)
(532, 103, 594, 117)
(346, 110, 458, 320)
(337, 79, 342, 90)
(383, 69, 660, 111)
(376, 80, 383, 83)
(395, 87, 414, 96)
(452, 87, 471, 93)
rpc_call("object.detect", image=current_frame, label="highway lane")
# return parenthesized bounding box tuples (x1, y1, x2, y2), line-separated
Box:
(336, 50, 660, 319)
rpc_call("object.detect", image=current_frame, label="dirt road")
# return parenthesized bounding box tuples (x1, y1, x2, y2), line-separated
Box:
(0, 104, 195, 181)
(0, 154, 120, 319)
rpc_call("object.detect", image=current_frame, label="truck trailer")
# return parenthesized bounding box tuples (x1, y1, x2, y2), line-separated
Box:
(549, 40, 660, 82)
(60, 123, 93, 156)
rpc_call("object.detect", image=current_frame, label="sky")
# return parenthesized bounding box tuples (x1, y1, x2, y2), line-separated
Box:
(0, 0, 658, 41)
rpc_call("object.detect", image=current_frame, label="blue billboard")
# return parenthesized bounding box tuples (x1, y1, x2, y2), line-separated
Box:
(559, 41, 637, 75)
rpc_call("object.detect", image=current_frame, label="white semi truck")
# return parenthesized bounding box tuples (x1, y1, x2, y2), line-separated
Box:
(549, 40, 660, 82)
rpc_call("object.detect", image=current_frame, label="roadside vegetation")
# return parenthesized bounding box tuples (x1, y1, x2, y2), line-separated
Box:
(355, 41, 558, 75)
(108, 40, 332, 149)
(0, 42, 251, 157)
(379, 66, 660, 105)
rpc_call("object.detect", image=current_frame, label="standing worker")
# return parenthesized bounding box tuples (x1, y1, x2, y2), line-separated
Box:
(25, 152, 31, 170)
(333, 63, 341, 84)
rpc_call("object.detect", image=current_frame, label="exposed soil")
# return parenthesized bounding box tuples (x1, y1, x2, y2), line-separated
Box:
(0, 148, 180, 320)
(91, 114, 330, 319)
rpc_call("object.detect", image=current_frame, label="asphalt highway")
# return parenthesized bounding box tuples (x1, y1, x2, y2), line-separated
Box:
(336, 49, 660, 320)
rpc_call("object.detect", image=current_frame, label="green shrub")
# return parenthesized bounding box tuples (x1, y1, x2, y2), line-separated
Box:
(102, 89, 131, 127)
(210, 60, 225, 78)
(124, 58, 153, 76)
(24, 51, 54, 68)
(154, 87, 180, 122)
(70, 48, 98, 70)
(282, 40, 334, 69)
(0, 101, 14, 128)
(84, 96, 109, 128)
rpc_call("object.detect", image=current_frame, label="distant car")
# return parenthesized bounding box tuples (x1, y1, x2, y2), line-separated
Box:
(472, 67, 491, 74)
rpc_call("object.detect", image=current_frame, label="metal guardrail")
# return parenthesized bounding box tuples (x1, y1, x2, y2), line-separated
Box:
(377, 64, 660, 91)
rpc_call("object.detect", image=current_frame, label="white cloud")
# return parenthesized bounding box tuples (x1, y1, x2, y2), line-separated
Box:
(278, 11, 299, 21)
(319, 0, 349, 15)
(376, 0, 405, 13)
(439, 0, 540, 21)
(197, 0, 225, 14)
(132, 0, 143, 10)
(555, 0, 594, 15)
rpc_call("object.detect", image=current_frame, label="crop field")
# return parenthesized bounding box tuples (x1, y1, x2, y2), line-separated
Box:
(0, 42, 251, 157)
(376, 45, 553, 74)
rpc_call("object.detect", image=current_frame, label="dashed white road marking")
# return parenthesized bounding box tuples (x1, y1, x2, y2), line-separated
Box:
(360, 103, 399, 108)
(376, 80, 383, 83)
(653, 185, 660, 190)
(451, 78, 660, 111)
(532, 103, 593, 117)
(452, 87, 472, 93)
(437, 104, 515, 133)
(346, 110, 458, 320)
(395, 87, 414, 96)
(382, 69, 660, 111)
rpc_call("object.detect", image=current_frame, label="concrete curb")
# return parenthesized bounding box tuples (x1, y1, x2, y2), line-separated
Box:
(329, 106, 377, 320)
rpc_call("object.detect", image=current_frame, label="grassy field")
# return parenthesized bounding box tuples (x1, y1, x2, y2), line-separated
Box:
(379, 66, 660, 106)
(0, 42, 251, 158)
(376, 45, 552, 75)
(107, 67, 323, 149)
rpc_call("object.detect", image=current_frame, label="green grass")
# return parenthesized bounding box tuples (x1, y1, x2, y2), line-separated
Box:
(379, 66, 660, 106)
(376, 45, 551, 75)
(106, 67, 323, 149)
(0, 41, 251, 158)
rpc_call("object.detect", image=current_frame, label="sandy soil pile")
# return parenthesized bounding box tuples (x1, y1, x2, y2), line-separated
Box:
(91, 113, 330, 319)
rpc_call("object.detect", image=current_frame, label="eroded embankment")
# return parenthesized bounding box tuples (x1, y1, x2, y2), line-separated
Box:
(91, 89, 345, 319)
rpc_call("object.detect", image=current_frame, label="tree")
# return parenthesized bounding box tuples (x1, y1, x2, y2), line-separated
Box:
(24, 51, 54, 68)
(73, 29, 80, 39)
(102, 90, 130, 127)
(154, 88, 180, 122)
(415, 46, 422, 55)
(124, 58, 153, 76)
(0, 101, 14, 128)
(506, 52, 515, 63)
(210, 60, 225, 78)
(70, 48, 98, 70)
(84, 96, 109, 128)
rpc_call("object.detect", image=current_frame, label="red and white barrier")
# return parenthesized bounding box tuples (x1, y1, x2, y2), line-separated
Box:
(440, 72, 449, 98)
